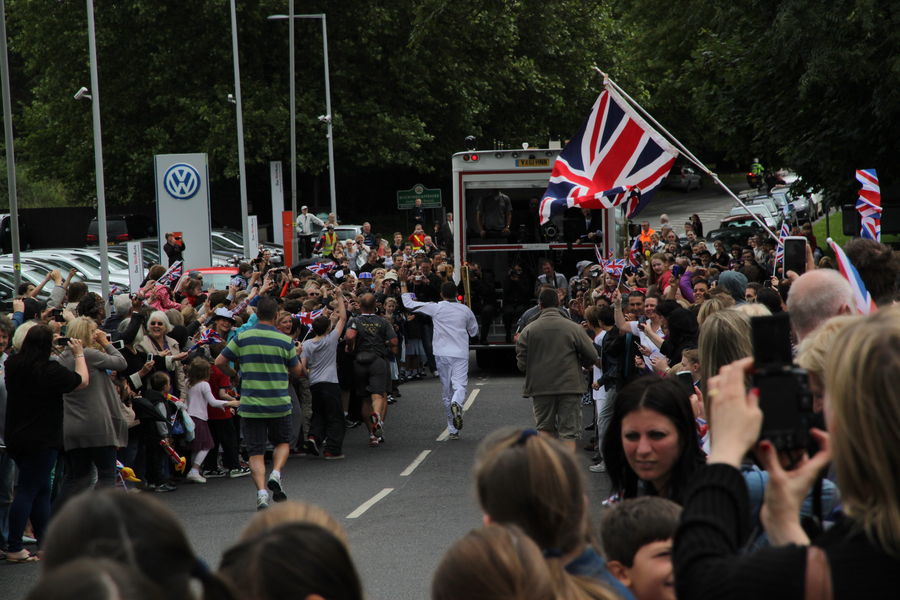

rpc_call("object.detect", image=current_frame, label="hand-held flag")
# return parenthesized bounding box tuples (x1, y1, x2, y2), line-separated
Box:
(539, 86, 678, 225)
(827, 237, 877, 314)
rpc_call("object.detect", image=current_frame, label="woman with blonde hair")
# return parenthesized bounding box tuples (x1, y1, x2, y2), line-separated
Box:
(239, 500, 347, 546)
(55, 316, 128, 508)
(474, 427, 631, 600)
(795, 315, 862, 413)
(696, 293, 735, 325)
(698, 308, 751, 394)
(675, 306, 900, 599)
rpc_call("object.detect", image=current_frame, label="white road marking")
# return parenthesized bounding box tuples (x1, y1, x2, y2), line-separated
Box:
(347, 488, 394, 519)
(436, 428, 449, 442)
(463, 388, 480, 411)
(400, 450, 432, 476)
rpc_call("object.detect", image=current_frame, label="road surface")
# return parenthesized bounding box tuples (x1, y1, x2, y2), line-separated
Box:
(1, 362, 613, 600)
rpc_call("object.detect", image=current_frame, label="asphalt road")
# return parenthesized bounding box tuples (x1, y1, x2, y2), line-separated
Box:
(640, 178, 752, 232)
(1, 359, 613, 600)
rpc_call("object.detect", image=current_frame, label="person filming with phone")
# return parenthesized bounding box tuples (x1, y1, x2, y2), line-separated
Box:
(675, 308, 900, 599)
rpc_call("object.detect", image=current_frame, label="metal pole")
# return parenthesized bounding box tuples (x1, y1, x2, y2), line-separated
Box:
(321, 14, 336, 218)
(0, 0, 20, 290)
(288, 0, 298, 264)
(229, 0, 251, 258)
(86, 0, 109, 302)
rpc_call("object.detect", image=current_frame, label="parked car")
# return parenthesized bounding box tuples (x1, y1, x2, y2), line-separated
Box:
(706, 226, 762, 249)
(664, 165, 702, 192)
(724, 204, 780, 231)
(187, 267, 238, 292)
(86, 214, 156, 245)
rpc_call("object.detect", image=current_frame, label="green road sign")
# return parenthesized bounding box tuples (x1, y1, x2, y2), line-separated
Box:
(397, 183, 442, 209)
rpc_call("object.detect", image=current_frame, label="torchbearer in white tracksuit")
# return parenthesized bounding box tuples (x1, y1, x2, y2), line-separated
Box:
(400, 280, 479, 440)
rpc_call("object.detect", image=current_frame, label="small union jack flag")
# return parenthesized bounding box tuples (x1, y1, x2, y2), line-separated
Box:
(539, 86, 678, 224)
(157, 261, 183, 288)
(189, 327, 225, 352)
(628, 236, 643, 267)
(774, 221, 790, 266)
(605, 258, 627, 276)
(308, 262, 334, 277)
(855, 169, 881, 241)
(295, 307, 325, 326)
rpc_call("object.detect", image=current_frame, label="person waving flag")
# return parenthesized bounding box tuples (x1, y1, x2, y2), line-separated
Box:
(855, 169, 881, 241)
(539, 86, 678, 225)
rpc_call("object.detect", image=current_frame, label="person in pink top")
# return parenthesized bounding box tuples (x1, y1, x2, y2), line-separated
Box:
(184, 357, 239, 483)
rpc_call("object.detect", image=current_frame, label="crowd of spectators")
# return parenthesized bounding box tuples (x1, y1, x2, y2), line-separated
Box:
(2, 204, 900, 599)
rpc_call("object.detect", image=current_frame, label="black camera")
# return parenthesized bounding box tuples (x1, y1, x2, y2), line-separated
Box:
(751, 313, 814, 451)
(51, 308, 66, 323)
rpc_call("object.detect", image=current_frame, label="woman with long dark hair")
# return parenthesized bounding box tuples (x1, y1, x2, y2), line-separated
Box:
(602, 376, 706, 504)
(4, 325, 88, 562)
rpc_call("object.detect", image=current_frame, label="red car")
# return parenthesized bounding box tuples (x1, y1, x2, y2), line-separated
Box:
(188, 267, 238, 292)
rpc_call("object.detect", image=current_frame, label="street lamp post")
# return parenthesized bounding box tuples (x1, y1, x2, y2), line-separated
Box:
(229, 0, 251, 259)
(267, 12, 337, 219)
(0, 0, 21, 290)
(85, 0, 110, 302)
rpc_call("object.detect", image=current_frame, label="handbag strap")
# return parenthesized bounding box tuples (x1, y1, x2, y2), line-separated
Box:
(804, 545, 833, 600)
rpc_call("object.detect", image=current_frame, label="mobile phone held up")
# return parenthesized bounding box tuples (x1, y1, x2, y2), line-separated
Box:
(750, 313, 814, 451)
(55, 337, 71, 347)
(783, 236, 807, 276)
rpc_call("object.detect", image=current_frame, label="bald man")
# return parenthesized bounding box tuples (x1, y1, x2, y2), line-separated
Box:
(786, 269, 856, 341)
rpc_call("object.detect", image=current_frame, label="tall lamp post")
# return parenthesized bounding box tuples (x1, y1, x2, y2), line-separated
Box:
(0, 0, 20, 290)
(267, 12, 337, 219)
(85, 0, 110, 302)
(229, 0, 251, 258)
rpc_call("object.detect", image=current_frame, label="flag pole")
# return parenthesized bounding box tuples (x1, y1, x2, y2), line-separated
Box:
(593, 67, 779, 242)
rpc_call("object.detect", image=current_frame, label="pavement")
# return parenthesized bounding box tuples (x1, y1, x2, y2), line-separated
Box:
(1, 360, 613, 600)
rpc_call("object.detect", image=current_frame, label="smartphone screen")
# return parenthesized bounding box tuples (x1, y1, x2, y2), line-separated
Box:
(55, 337, 70, 346)
(783, 236, 807, 275)
(111, 339, 125, 350)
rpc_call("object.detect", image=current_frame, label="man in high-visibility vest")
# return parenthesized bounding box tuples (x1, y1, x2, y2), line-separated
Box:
(315, 224, 339, 258)
(750, 158, 764, 176)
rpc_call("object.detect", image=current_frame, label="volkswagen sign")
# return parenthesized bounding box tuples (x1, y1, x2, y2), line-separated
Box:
(163, 163, 201, 200)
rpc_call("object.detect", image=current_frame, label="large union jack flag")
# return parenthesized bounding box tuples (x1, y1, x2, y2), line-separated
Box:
(855, 169, 881, 241)
(827, 238, 877, 314)
(539, 87, 679, 224)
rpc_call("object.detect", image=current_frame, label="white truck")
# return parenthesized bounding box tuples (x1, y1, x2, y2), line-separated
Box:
(449, 148, 627, 367)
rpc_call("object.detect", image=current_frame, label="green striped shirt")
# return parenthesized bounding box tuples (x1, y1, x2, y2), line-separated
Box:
(221, 324, 299, 419)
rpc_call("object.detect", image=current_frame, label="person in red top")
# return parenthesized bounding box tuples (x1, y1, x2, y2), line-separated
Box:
(201, 342, 249, 479)
(409, 224, 426, 251)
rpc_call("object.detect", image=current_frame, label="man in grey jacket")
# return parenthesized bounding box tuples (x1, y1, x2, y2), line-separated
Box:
(515, 288, 598, 452)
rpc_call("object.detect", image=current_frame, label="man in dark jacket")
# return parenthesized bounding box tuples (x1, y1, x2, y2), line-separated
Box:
(162, 232, 185, 266)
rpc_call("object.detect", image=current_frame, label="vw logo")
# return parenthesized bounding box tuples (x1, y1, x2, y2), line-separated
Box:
(163, 163, 201, 200)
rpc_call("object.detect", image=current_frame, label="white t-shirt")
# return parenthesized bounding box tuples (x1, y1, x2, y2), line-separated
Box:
(592, 330, 607, 402)
(628, 321, 664, 369)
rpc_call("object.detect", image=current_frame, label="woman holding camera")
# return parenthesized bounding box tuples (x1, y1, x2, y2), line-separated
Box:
(4, 325, 88, 562)
(602, 376, 706, 505)
(54, 317, 129, 509)
(675, 307, 900, 599)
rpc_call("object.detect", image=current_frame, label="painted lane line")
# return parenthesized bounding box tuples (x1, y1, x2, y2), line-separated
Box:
(400, 450, 432, 477)
(463, 388, 480, 411)
(347, 488, 394, 519)
(436, 428, 450, 442)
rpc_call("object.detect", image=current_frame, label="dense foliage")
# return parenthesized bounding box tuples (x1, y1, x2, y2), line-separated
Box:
(0, 1, 896, 210)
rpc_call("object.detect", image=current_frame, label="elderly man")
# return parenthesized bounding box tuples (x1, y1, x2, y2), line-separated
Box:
(516, 288, 598, 452)
(787, 269, 856, 341)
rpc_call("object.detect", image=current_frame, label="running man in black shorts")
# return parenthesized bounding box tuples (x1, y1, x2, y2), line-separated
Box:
(344, 293, 398, 447)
